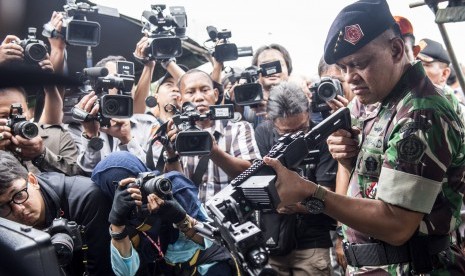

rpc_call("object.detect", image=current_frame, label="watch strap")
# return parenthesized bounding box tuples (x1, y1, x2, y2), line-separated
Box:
(109, 225, 128, 241)
(32, 148, 47, 168)
(313, 184, 327, 201)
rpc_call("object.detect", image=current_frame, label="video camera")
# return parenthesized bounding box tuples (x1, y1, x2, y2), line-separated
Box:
(206, 26, 253, 62)
(233, 61, 282, 106)
(204, 107, 351, 275)
(133, 172, 172, 199)
(44, 218, 83, 267)
(168, 102, 234, 156)
(141, 4, 187, 60)
(7, 103, 39, 139)
(70, 61, 135, 127)
(310, 77, 344, 113)
(13, 27, 48, 65)
(42, 0, 101, 47)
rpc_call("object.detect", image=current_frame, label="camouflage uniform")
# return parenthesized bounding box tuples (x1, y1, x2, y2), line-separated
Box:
(343, 62, 465, 275)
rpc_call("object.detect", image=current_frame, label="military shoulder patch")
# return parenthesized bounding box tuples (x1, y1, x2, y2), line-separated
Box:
(397, 135, 426, 163)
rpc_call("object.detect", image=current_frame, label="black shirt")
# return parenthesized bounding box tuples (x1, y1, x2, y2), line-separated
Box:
(255, 119, 337, 249)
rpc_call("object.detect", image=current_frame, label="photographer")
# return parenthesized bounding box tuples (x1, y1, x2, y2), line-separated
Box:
(91, 151, 234, 276)
(67, 55, 159, 174)
(242, 43, 292, 128)
(255, 81, 336, 275)
(165, 69, 261, 203)
(266, 0, 465, 274)
(0, 35, 81, 175)
(0, 150, 112, 275)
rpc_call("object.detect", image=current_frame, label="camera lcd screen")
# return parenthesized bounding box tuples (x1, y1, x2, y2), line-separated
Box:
(66, 20, 101, 47)
(210, 104, 234, 120)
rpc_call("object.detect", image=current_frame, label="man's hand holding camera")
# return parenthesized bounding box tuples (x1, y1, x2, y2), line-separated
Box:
(0, 118, 44, 160)
(101, 118, 132, 145)
(133, 36, 155, 67)
(76, 91, 100, 138)
(47, 11, 66, 50)
(0, 120, 12, 150)
(0, 35, 24, 64)
(109, 178, 142, 227)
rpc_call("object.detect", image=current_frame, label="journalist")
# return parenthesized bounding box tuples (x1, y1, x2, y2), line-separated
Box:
(91, 151, 234, 276)
(164, 69, 261, 203)
(255, 81, 337, 275)
(0, 150, 113, 275)
(66, 55, 159, 174)
(266, 0, 465, 274)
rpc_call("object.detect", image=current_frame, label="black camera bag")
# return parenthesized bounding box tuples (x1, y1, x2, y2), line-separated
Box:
(260, 212, 297, 256)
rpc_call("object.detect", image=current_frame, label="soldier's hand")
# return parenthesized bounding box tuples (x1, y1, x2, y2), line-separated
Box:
(327, 128, 360, 171)
(335, 237, 348, 270)
(263, 156, 314, 208)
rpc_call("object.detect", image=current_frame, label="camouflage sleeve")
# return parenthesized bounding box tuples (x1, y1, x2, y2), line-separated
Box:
(376, 108, 463, 213)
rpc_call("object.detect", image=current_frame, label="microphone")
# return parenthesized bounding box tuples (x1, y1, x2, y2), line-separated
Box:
(82, 67, 109, 78)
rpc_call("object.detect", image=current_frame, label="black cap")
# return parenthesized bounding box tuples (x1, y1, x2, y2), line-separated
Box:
(324, 0, 396, 65)
(417, 38, 450, 65)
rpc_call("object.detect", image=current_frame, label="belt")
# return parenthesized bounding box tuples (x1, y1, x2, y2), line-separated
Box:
(343, 235, 450, 267)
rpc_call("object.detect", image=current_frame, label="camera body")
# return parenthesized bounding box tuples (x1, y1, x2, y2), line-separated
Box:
(7, 103, 39, 139)
(142, 5, 187, 60)
(133, 172, 172, 198)
(310, 77, 344, 112)
(42, 0, 101, 47)
(44, 218, 83, 267)
(171, 103, 234, 156)
(206, 25, 253, 62)
(16, 27, 48, 64)
(233, 60, 282, 106)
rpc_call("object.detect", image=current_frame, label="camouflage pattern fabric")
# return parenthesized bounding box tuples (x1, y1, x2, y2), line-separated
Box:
(343, 62, 465, 275)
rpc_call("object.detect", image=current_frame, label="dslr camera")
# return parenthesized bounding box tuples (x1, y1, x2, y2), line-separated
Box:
(14, 27, 48, 64)
(171, 102, 234, 156)
(233, 60, 282, 106)
(206, 26, 253, 62)
(133, 172, 172, 199)
(310, 77, 344, 112)
(71, 62, 135, 127)
(7, 103, 39, 139)
(44, 218, 83, 267)
(141, 4, 187, 60)
(42, 0, 101, 47)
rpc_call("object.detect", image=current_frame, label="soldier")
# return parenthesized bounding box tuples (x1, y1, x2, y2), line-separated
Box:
(265, 0, 465, 275)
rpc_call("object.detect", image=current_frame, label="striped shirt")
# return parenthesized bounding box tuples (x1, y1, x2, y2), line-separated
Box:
(181, 119, 261, 203)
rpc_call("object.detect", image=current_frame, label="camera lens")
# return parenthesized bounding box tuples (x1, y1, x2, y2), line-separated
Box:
(50, 233, 74, 267)
(25, 43, 47, 62)
(14, 121, 39, 139)
(317, 82, 337, 101)
(103, 98, 120, 116)
(143, 177, 172, 197)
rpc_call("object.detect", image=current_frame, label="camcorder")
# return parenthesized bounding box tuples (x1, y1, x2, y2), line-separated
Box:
(233, 61, 282, 106)
(44, 218, 83, 267)
(7, 103, 39, 139)
(169, 102, 234, 156)
(42, 0, 101, 47)
(206, 26, 253, 62)
(14, 27, 48, 65)
(204, 107, 352, 275)
(133, 172, 172, 199)
(70, 61, 135, 127)
(310, 77, 344, 113)
(141, 4, 187, 60)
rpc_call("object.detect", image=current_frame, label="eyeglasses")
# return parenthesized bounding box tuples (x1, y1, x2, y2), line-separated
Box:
(0, 182, 29, 218)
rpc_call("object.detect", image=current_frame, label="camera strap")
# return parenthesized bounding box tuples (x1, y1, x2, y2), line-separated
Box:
(192, 131, 222, 187)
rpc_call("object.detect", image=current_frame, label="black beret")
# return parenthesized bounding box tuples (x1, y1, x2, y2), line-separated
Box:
(324, 0, 396, 64)
(417, 38, 450, 65)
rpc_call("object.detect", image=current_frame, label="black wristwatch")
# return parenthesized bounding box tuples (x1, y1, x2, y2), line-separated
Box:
(163, 151, 180, 164)
(301, 184, 327, 214)
(32, 148, 47, 168)
(109, 225, 128, 241)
